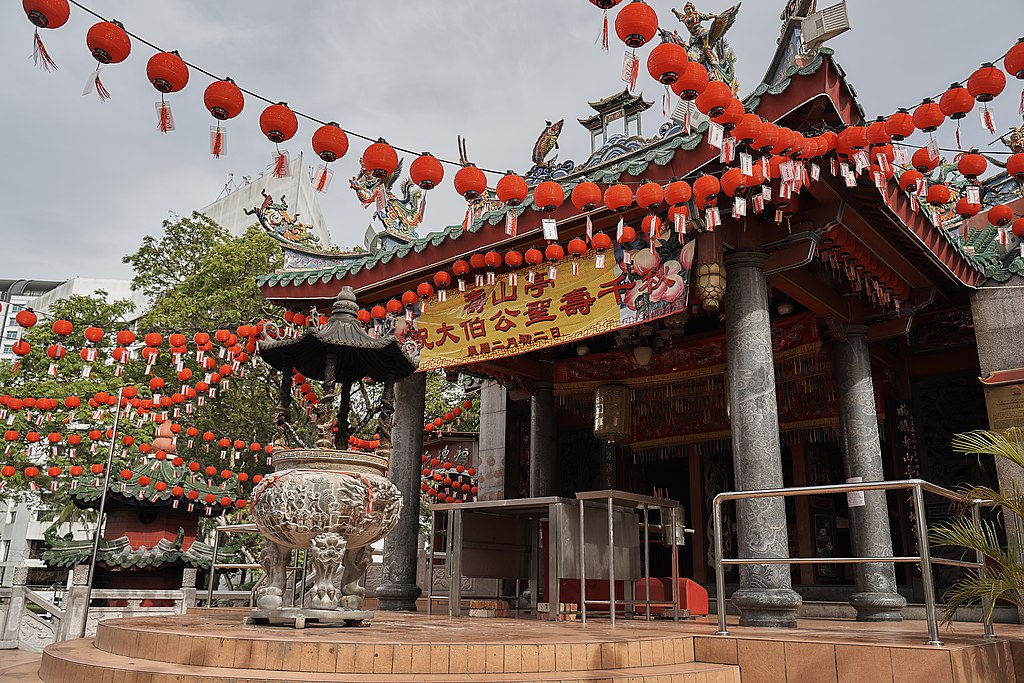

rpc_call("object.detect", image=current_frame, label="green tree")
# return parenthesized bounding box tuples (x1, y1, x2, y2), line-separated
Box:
(931, 429, 1024, 623)
(121, 211, 229, 301)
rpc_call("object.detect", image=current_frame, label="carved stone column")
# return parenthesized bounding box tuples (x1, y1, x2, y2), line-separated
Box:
(530, 381, 558, 497)
(832, 325, 906, 621)
(723, 250, 802, 627)
(377, 372, 426, 611)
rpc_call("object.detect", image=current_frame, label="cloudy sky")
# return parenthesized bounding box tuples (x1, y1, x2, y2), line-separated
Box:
(2, 1, 1022, 282)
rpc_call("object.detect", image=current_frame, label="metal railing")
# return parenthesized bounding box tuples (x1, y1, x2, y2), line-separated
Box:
(205, 523, 308, 607)
(712, 478, 995, 646)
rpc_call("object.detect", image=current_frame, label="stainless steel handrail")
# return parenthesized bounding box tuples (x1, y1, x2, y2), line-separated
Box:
(712, 478, 996, 646)
(205, 523, 307, 608)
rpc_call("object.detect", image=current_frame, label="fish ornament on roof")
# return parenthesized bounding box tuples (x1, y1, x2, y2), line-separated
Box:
(664, 2, 741, 93)
(532, 119, 563, 168)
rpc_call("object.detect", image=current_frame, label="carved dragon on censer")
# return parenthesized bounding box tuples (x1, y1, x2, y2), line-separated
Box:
(659, 2, 741, 92)
(244, 190, 322, 248)
(349, 159, 424, 240)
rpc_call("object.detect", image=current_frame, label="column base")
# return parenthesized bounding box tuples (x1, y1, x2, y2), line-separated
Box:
(375, 583, 423, 612)
(732, 587, 802, 628)
(849, 591, 906, 622)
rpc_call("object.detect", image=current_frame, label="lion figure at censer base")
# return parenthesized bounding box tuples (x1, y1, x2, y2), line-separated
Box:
(250, 450, 402, 612)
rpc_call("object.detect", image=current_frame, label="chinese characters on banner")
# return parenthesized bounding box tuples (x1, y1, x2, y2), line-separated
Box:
(413, 238, 695, 371)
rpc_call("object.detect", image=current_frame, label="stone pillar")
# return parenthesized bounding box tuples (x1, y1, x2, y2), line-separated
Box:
(0, 566, 28, 646)
(478, 381, 510, 501)
(723, 250, 802, 627)
(58, 565, 90, 641)
(832, 326, 906, 621)
(530, 381, 558, 497)
(971, 282, 1024, 622)
(378, 371, 426, 611)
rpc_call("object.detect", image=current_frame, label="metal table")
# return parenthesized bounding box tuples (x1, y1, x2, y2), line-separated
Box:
(427, 497, 573, 619)
(574, 490, 686, 624)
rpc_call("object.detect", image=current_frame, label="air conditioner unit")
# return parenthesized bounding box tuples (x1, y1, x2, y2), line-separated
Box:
(801, 1, 851, 47)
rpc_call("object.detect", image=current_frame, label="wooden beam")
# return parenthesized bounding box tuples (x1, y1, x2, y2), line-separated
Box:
(772, 268, 850, 322)
(469, 356, 552, 382)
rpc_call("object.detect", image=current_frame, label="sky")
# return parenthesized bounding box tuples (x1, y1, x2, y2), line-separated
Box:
(2, 0, 1022, 283)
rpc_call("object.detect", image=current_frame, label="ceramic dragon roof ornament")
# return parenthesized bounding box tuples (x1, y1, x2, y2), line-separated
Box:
(660, 2, 742, 93)
(350, 158, 424, 243)
(244, 190, 323, 249)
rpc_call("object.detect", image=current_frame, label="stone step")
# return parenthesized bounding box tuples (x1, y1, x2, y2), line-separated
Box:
(93, 615, 698, 673)
(41, 638, 741, 683)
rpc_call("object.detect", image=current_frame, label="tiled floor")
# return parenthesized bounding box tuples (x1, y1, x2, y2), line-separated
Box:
(22, 610, 1024, 682)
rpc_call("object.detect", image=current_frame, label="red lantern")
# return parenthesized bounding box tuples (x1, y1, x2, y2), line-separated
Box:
(957, 151, 987, 180)
(452, 259, 470, 277)
(568, 238, 588, 257)
(939, 84, 974, 120)
(717, 98, 745, 130)
(733, 114, 763, 145)
(401, 291, 418, 307)
(571, 181, 602, 211)
(469, 253, 487, 272)
(672, 61, 708, 100)
(1007, 153, 1024, 181)
(1014, 217, 1024, 238)
(884, 109, 915, 141)
(695, 81, 732, 118)
(385, 299, 402, 315)
(604, 184, 633, 211)
(926, 184, 950, 207)
(362, 139, 399, 179)
(665, 179, 692, 206)
(260, 103, 298, 144)
(1006, 38, 1024, 79)
(866, 117, 891, 147)
(24, 0, 70, 29)
(433, 271, 451, 290)
(647, 42, 689, 84)
(144, 332, 163, 347)
(635, 182, 664, 210)
(462, 399, 473, 410)
(86, 21, 131, 64)
(52, 319, 72, 336)
(417, 282, 435, 299)
(204, 79, 244, 120)
(615, 0, 658, 48)
(720, 168, 746, 197)
(15, 309, 37, 328)
(912, 99, 944, 133)
(591, 233, 613, 252)
(911, 148, 939, 174)
(618, 225, 637, 244)
(454, 164, 487, 200)
(534, 181, 565, 212)
(955, 197, 981, 218)
(898, 169, 923, 194)
(694, 175, 721, 205)
(146, 51, 189, 93)
(545, 243, 565, 262)
(525, 247, 544, 265)
(988, 204, 1014, 227)
(410, 152, 444, 190)
(25, 467, 39, 479)
(370, 304, 387, 320)
(504, 250, 524, 268)
(496, 171, 529, 206)
(967, 63, 1006, 102)
(312, 123, 349, 163)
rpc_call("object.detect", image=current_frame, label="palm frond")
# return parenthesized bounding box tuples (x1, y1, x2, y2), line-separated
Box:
(952, 429, 1024, 470)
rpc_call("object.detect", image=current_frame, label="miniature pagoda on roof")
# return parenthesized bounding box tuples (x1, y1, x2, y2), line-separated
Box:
(578, 89, 654, 153)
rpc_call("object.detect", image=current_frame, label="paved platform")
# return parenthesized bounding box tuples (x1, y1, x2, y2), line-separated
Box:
(22, 609, 1024, 682)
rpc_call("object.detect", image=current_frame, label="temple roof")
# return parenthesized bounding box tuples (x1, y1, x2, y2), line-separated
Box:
(68, 460, 242, 513)
(42, 532, 221, 570)
(578, 89, 654, 132)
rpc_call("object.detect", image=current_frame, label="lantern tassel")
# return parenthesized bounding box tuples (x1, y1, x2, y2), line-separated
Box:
(955, 121, 961, 151)
(83, 65, 111, 101)
(980, 105, 996, 135)
(314, 165, 332, 193)
(157, 98, 175, 133)
(210, 124, 226, 158)
(663, 85, 672, 118)
(505, 211, 517, 237)
(600, 11, 610, 52)
(273, 149, 289, 178)
(1019, 89, 1024, 116)
(32, 30, 57, 71)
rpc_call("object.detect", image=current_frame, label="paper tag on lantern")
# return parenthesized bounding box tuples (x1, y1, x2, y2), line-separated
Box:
(457, 278, 466, 291)
(916, 178, 927, 196)
(854, 151, 870, 175)
(572, 261, 580, 276)
(810, 163, 820, 181)
(844, 169, 857, 188)
(314, 165, 333, 193)
(595, 252, 606, 269)
(910, 194, 919, 213)
(753, 194, 765, 213)
(508, 273, 518, 286)
(981, 106, 996, 134)
(548, 266, 558, 280)
(830, 158, 838, 176)
(616, 216, 624, 241)
(622, 250, 632, 265)
(505, 212, 518, 237)
(621, 51, 639, 91)
(272, 150, 290, 178)
(542, 218, 558, 241)
(527, 271, 536, 284)
(708, 122, 725, 149)
(438, 289, 447, 302)
(876, 155, 893, 177)
(873, 171, 885, 192)
(585, 215, 593, 241)
(967, 184, 981, 205)
(486, 272, 496, 285)
(894, 145, 909, 166)
(780, 160, 795, 183)
(705, 207, 721, 230)
(779, 182, 792, 200)
(740, 152, 753, 177)
(674, 211, 686, 235)
(720, 136, 736, 163)
(474, 274, 484, 287)
(926, 137, 940, 161)
(775, 209, 784, 223)
(761, 185, 772, 202)
(733, 196, 747, 218)
(155, 100, 175, 133)
(999, 228, 1009, 246)
(210, 125, 227, 158)
(682, 100, 692, 134)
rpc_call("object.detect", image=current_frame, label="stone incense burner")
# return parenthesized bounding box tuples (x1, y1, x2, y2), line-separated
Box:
(251, 286, 418, 626)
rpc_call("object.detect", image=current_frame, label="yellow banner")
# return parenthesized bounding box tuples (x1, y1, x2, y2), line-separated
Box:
(413, 240, 694, 371)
